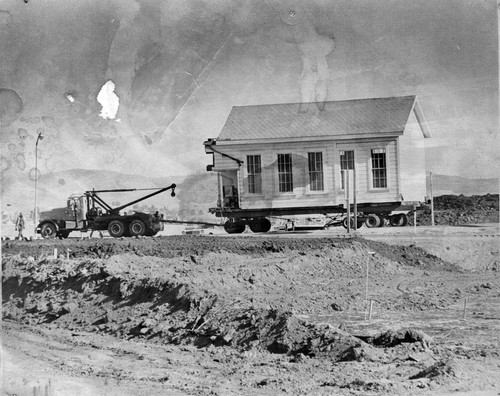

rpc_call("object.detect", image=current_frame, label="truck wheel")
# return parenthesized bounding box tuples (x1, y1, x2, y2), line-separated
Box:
(40, 223, 57, 239)
(129, 220, 146, 236)
(249, 218, 271, 233)
(58, 231, 70, 239)
(108, 220, 125, 238)
(365, 214, 381, 228)
(224, 220, 246, 234)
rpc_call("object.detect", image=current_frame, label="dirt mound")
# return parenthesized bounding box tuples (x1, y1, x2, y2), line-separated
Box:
(412, 194, 499, 226)
(2, 240, 454, 353)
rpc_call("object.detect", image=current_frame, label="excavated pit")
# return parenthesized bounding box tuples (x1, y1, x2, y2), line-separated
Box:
(2, 235, 499, 395)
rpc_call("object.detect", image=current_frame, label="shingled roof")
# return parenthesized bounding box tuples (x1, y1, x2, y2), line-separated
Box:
(217, 95, 417, 141)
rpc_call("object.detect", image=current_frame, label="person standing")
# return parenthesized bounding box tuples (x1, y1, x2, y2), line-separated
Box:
(15, 212, 25, 240)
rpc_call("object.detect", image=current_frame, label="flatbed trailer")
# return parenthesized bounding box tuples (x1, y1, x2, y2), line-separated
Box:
(209, 201, 429, 233)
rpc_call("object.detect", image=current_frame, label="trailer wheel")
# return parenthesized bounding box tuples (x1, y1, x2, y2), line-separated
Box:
(342, 217, 365, 229)
(365, 214, 381, 228)
(40, 223, 57, 239)
(108, 220, 125, 238)
(249, 218, 271, 233)
(342, 217, 354, 229)
(224, 220, 246, 234)
(129, 219, 146, 236)
(390, 214, 403, 227)
(400, 214, 409, 226)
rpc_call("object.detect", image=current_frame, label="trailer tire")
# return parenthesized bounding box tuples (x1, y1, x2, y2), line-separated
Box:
(401, 214, 409, 226)
(129, 219, 146, 236)
(249, 218, 271, 233)
(365, 214, 381, 228)
(342, 217, 353, 229)
(40, 223, 57, 239)
(390, 214, 408, 227)
(108, 220, 125, 238)
(224, 220, 246, 234)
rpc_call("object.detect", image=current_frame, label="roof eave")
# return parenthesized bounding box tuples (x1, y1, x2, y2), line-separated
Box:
(215, 131, 404, 145)
(412, 99, 432, 138)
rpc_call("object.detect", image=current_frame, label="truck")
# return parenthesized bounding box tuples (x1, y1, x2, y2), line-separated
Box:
(36, 184, 176, 239)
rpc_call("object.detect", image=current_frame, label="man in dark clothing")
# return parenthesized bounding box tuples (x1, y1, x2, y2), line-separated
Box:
(15, 212, 25, 240)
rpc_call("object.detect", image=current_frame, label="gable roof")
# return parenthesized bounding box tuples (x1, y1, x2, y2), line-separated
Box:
(217, 95, 418, 142)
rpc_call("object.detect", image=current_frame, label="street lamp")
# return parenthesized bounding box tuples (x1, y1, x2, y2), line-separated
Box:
(34, 131, 43, 238)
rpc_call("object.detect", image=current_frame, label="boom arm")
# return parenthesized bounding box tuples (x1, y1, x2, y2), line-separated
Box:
(86, 184, 176, 215)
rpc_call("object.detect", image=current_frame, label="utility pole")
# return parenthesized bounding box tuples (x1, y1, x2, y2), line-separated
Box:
(33, 131, 44, 238)
(353, 167, 357, 231)
(430, 171, 435, 226)
(345, 170, 350, 233)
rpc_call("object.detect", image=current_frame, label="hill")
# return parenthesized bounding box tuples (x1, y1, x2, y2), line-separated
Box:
(428, 174, 498, 196)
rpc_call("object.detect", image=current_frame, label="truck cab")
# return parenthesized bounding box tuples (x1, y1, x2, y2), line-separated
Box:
(37, 194, 90, 238)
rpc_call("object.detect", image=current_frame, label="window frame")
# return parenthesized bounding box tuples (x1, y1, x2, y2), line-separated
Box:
(339, 149, 355, 190)
(307, 151, 325, 192)
(246, 154, 262, 194)
(370, 148, 388, 189)
(277, 153, 294, 193)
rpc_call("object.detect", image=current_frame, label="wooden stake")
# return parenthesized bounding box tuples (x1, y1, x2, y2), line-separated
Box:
(53, 248, 58, 259)
(368, 300, 374, 321)
(413, 205, 417, 234)
(463, 298, 468, 320)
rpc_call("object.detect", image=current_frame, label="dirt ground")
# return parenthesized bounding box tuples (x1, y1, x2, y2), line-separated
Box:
(2, 225, 500, 395)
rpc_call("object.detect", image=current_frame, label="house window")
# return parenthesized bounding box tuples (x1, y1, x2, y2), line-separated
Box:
(371, 148, 387, 188)
(277, 154, 293, 192)
(247, 155, 262, 194)
(340, 150, 354, 189)
(308, 152, 324, 191)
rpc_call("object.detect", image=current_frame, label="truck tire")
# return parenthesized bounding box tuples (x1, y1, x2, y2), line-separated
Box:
(108, 220, 125, 238)
(129, 219, 146, 236)
(249, 218, 271, 233)
(58, 230, 70, 239)
(365, 214, 381, 228)
(224, 220, 246, 234)
(40, 223, 57, 239)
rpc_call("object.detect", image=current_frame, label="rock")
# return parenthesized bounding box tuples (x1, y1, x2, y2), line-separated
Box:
(371, 328, 432, 349)
(63, 302, 78, 313)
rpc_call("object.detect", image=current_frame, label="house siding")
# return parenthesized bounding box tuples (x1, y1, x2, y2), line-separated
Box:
(335, 139, 399, 204)
(213, 138, 401, 210)
(398, 110, 427, 201)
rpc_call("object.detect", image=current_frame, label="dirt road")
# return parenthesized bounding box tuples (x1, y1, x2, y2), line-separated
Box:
(2, 226, 499, 395)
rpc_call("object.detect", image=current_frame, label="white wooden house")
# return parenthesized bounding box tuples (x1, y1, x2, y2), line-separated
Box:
(205, 95, 430, 231)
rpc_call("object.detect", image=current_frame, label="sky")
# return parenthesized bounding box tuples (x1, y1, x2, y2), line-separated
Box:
(1, 0, 499, 194)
